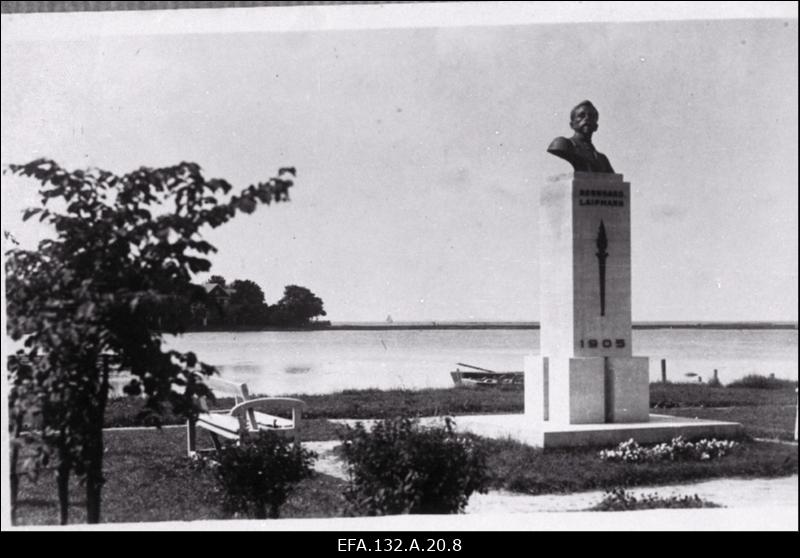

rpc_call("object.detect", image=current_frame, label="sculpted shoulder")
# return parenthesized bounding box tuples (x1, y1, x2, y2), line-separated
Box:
(595, 152, 614, 173)
(547, 136, 573, 155)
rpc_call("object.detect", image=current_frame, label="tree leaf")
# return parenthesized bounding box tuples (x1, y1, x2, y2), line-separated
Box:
(22, 208, 42, 221)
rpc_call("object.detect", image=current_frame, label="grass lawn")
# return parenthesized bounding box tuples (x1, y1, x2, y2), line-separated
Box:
(480, 436, 797, 495)
(13, 425, 797, 526)
(12, 427, 349, 525)
(649, 382, 797, 409)
(11, 381, 799, 525)
(665, 405, 797, 441)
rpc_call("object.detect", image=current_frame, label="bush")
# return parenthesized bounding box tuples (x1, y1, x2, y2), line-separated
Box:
(706, 376, 723, 388)
(211, 432, 316, 519)
(341, 417, 489, 515)
(590, 488, 721, 511)
(727, 375, 797, 390)
(599, 437, 738, 464)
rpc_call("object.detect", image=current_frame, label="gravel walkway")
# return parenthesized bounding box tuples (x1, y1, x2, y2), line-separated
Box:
(466, 475, 798, 513)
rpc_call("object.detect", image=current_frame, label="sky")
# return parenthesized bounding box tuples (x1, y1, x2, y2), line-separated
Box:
(1, 2, 798, 323)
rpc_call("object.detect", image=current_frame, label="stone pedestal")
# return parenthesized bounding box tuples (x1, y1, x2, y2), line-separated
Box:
(526, 172, 649, 426)
(606, 356, 650, 422)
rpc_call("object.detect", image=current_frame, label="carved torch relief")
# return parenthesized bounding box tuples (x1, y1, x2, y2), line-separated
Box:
(596, 220, 608, 317)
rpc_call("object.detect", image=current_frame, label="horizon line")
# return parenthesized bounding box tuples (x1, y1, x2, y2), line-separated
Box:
(327, 320, 798, 330)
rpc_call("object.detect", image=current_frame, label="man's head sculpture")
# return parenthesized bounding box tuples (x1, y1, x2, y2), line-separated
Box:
(547, 100, 614, 174)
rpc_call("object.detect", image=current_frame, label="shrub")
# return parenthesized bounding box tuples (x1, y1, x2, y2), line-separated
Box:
(211, 432, 316, 519)
(599, 437, 738, 464)
(341, 417, 489, 515)
(706, 376, 723, 388)
(727, 375, 796, 390)
(590, 488, 721, 511)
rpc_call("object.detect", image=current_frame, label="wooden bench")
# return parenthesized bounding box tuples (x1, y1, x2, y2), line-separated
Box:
(187, 377, 306, 457)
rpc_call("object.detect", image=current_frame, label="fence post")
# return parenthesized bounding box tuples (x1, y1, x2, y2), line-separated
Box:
(660, 359, 667, 383)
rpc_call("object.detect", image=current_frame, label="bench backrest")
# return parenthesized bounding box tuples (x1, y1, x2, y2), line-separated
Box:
(199, 377, 252, 411)
(230, 398, 306, 431)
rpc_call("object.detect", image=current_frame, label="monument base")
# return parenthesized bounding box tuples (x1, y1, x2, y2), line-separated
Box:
(331, 415, 745, 450)
(447, 414, 744, 449)
(524, 354, 649, 425)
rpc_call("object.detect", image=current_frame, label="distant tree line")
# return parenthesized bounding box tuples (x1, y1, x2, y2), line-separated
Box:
(149, 275, 328, 331)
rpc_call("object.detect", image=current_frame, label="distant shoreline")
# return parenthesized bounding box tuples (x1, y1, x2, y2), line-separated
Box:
(325, 321, 798, 331)
(183, 321, 797, 332)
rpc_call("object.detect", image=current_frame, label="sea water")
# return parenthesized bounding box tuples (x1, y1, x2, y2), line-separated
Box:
(162, 328, 798, 396)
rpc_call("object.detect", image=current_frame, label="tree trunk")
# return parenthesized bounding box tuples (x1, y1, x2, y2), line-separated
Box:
(9, 467, 18, 525)
(254, 502, 268, 519)
(268, 504, 281, 519)
(86, 360, 110, 524)
(57, 460, 71, 525)
(9, 415, 23, 524)
(85, 417, 105, 523)
(85, 461, 103, 524)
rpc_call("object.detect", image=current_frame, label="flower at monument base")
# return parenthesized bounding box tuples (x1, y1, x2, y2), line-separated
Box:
(599, 437, 738, 463)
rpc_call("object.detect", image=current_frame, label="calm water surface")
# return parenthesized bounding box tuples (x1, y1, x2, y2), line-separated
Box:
(163, 329, 799, 396)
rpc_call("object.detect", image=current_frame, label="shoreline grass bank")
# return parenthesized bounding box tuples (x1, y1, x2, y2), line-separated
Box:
(105, 382, 798, 440)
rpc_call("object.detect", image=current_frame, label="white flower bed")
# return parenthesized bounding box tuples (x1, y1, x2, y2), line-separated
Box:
(599, 436, 738, 463)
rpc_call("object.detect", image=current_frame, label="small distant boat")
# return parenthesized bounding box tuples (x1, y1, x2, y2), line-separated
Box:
(450, 362, 523, 391)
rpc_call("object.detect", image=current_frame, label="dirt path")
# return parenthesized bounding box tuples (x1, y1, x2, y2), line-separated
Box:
(466, 475, 798, 513)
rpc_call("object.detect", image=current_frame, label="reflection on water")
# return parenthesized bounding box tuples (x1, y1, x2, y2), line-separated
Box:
(225, 364, 261, 375)
(284, 366, 311, 374)
(163, 329, 798, 396)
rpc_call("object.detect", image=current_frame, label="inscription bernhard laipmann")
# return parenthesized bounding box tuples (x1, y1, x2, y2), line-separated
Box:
(595, 220, 608, 317)
(579, 189, 624, 207)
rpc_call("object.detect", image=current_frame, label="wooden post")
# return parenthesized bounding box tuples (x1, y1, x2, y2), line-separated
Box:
(187, 420, 196, 457)
(713, 369, 719, 382)
(660, 359, 667, 383)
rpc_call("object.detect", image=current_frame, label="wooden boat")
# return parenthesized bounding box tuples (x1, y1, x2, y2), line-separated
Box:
(450, 362, 523, 391)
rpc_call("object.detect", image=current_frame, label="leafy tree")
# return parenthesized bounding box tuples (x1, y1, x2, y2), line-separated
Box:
(207, 275, 226, 286)
(271, 284, 326, 327)
(4, 159, 295, 524)
(228, 279, 269, 327)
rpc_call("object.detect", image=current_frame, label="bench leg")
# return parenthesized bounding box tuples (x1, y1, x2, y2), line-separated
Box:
(189, 424, 237, 457)
(187, 420, 197, 457)
(209, 431, 224, 453)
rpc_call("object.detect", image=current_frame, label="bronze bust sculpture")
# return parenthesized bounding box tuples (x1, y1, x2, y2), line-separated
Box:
(547, 100, 614, 173)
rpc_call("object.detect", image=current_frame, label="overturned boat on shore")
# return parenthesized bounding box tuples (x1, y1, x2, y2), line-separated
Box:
(450, 362, 523, 391)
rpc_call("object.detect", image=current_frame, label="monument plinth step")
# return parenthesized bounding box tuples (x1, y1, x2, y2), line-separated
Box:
(448, 413, 744, 449)
(330, 414, 743, 449)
